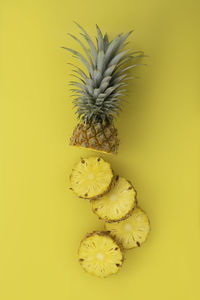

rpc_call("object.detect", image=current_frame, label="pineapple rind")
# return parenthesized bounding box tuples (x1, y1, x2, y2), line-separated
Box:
(70, 156, 113, 199)
(78, 231, 124, 278)
(105, 207, 150, 250)
(70, 122, 119, 155)
(92, 176, 137, 222)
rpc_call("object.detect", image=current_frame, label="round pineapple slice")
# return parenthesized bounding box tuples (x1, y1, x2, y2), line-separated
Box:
(78, 231, 123, 278)
(70, 156, 113, 199)
(105, 207, 150, 249)
(92, 176, 137, 222)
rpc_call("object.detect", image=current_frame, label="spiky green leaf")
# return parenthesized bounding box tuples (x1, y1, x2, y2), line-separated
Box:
(64, 24, 144, 123)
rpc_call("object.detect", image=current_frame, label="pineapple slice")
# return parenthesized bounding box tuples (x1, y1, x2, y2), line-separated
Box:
(92, 176, 137, 222)
(105, 207, 150, 249)
(78, 231, 123, 278)
(70, 156, 113, 199)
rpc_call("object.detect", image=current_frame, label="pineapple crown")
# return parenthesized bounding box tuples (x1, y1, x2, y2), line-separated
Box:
(63, 23, 143, 124)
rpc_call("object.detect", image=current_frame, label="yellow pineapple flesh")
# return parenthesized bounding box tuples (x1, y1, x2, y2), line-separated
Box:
(92, 176, 137, 222)
(105, 207, 150, 249)
(70, 122, 119, 154)
(70, 156, 113, 199)
(78, 231, 123, 278)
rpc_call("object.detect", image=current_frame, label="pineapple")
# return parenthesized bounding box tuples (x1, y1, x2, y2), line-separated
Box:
(78, 231, 123, 278)
(70, 156, 113, 199)
(105, 207, 150, 249)
(92, 176, 137, 222)
(70, 122, 119, 154)
(63, 23, 143, 154)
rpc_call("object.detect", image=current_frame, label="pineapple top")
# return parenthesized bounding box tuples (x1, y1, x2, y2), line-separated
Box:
(63, 23, 143, 124)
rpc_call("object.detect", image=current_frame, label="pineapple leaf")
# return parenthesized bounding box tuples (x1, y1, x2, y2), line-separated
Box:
(67, 33, 93, 67)
(93, 88, 101, 98)
(104, 34, 123, 66)
(63, 47, 93, 75)
(93, 69, 102, 87)
(69, 81, 87, 90)
(97, 50, 105, 74)
(96, 24, 104, 52)
(103, 33, 109, 51)
(115, 57, 135, 70)
(108, 49, 130, 67)
(112, 65, 136, 79)
(117, 51, 143, 65)
(85, 84, 94, 96)
(70, 73, 86, 84)
(73, 22, 90, 38)
(118, 30, 134, 51)
(99, 76, 112, 92)
(111, 74, 127, 85)
(80, 33, 97, 68)
(85, 78, 94, 89)
(104, 65, 116, 77)
(68, 63, 88, 80)
(103, 84, 121, 98)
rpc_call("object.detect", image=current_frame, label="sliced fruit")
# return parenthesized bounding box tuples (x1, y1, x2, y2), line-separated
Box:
(92, 176, 136, 222)
(105, 207, 150, 249)
(78, 231, 123, 278)
(70, 156, 113, 199)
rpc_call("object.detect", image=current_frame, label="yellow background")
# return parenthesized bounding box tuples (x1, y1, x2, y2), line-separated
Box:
(0, 0, 200, 299)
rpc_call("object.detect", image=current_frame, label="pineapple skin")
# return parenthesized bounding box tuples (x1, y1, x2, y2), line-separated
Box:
(70, 122, 119, 155)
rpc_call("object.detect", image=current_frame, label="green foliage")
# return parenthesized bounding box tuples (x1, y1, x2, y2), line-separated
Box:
(63, 23, 143, 123)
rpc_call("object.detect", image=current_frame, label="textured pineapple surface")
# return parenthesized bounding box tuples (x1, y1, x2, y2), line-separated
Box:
(70, 156, 113, 199)
(92, 176, 136, 222)
(70, 122, 119, 154)
(105, 207, 150, 249)
(78, 232, 123, 278)
(64, 23, 143, 155)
